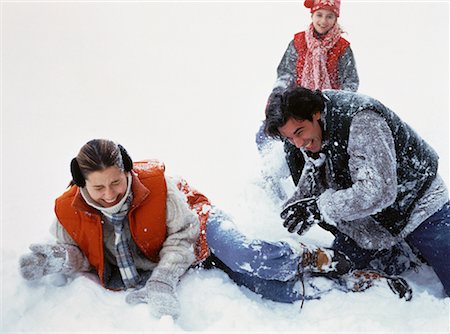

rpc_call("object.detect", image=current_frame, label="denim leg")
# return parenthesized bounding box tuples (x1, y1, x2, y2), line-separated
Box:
(203, 254, 303, 303)
(406, 201, 450, 296)
(206, 207, 299, 282)
(332, 232, 415, 276)
(332, 233, 376, 270)
(205, 208, 302, 303)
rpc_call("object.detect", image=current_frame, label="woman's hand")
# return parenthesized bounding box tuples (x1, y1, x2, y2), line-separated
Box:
(126, 280, 180, 319)
(19, 243, 89, 280)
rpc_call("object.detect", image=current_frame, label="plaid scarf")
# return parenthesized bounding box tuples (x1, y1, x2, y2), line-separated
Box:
(102, 193, 140, 289)
(80, 174, 140, 289)
(301, 23, 342, 90)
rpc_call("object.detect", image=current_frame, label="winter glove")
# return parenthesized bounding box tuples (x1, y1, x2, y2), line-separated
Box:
(126, 280, 180, 319)
(280, 198, 321, 235)
(19, 243, 90, 281)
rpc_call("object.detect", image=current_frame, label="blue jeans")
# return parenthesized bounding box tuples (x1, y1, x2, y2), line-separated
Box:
(331, 234, 417, 276)
(406, 201, 450, 296)
(205, 208, 303, 303)
(333, 202, 450, 297)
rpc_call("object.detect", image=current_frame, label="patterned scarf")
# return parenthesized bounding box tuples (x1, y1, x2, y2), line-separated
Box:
(102, 193, 141, 288)
(301, 23, 342, 90)
(80, 174, 140, 288)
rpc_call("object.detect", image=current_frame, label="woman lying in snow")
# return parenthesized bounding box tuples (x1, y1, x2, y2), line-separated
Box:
(19, 139, 408, 319)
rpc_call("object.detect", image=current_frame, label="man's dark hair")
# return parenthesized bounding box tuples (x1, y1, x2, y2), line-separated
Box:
(264, 87, 325, 139)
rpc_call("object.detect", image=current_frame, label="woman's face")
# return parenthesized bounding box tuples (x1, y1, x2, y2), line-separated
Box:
(85, 166, 128, 208)
(311, 9, 337, 35)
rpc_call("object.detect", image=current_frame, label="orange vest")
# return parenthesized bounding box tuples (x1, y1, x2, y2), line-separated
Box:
(293, 31, 350, 89)
(55, 160, 210, 288)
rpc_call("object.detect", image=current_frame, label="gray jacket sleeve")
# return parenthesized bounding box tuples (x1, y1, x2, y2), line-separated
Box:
(272, 40, 297, 92)
(338, 47, 359, 92)
(315, 110, 400, 249)
(317, 110, 397, 224)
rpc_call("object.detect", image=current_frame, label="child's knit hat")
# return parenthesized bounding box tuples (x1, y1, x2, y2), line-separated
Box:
(304, 0, 341, 17)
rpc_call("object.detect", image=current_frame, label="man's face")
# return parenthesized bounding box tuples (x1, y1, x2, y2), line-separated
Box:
(278, 113, 323, 153)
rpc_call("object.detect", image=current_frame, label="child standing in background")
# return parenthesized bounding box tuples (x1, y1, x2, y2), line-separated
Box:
(273, 0, 359, 93)
(256, 0, 359, 200)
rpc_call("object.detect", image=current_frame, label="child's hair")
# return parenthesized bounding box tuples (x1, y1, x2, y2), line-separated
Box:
(264, 87, 325, 139)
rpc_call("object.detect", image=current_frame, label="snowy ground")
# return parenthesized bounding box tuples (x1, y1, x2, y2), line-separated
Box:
(2, 1, 449, 333)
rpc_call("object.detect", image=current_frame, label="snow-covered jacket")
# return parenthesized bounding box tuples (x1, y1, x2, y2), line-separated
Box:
(273, 32, 359, 92)
(53, 160, 209, 290)
(286, 90, 448, 250)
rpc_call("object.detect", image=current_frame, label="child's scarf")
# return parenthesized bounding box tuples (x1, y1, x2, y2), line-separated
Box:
(301, 23, 342, 90)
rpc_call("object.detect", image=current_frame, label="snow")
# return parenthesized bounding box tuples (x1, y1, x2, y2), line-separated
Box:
(1, 1, 449, 333)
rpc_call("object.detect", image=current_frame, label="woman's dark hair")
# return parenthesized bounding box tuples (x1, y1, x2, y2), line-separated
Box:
(70, 139, 133, 187)
(264, 87, 325, 139)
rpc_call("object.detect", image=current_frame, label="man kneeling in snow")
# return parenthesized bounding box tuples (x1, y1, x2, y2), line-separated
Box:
(264, 87, 450, 297)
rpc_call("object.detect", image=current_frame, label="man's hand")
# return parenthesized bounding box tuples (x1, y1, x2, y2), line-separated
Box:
(280, 198, 321, 235)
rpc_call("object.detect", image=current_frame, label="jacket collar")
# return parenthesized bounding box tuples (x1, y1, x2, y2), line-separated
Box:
(129, 171, 150, 209)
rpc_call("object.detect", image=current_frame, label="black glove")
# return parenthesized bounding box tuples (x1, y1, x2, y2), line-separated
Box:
(280, 198, 321, 235)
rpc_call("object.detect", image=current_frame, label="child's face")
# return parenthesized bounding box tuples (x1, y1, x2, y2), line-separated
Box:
(311, 9, 337, 35)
